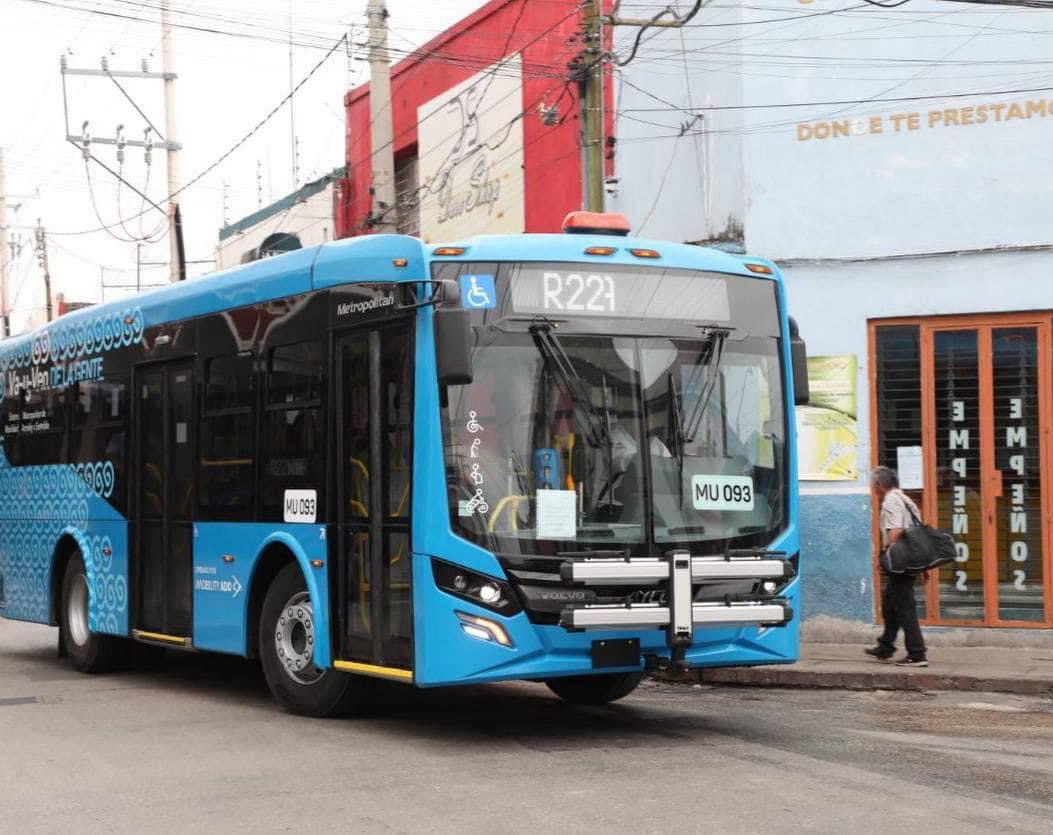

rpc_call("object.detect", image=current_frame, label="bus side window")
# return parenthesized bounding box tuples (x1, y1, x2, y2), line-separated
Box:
(199, 353, 255, 521)
(21, 386, 70, 466)
(263, 341, 324, 519)
(382, 329, 413, 519)
(71, 378, 129, 510)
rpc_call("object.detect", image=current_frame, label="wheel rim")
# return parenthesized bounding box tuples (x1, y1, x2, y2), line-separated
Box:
(67, 572, 90, 648)
(274, 591, 323, 686)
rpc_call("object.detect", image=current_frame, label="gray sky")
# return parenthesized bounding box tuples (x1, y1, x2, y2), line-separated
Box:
(0, 0, 486, 331)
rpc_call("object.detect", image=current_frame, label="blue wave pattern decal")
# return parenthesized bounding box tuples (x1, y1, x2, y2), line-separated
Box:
(0, 457, 126, 631)
(0, 306, 144, 399)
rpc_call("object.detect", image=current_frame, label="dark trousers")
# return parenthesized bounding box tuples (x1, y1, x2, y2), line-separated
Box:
(878, 573, 926, 659)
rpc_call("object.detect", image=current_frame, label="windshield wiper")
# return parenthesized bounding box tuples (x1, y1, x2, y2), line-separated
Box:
(529, 320, 611, 449)
(667, 370, 686, 508)
(682, 326, 731, 444)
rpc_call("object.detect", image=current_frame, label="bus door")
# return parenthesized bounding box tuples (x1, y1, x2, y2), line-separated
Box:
(132, 362, 195, 645)
(335, 321, 414, 676)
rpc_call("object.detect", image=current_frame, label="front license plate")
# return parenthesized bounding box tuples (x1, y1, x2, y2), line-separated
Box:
(691, 475, 755, 511)
(591, 638, 641, 669)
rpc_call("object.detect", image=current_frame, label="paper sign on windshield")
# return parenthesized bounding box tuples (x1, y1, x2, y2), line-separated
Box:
(536, 489, 577, 539)
(691, 475, 755, 511)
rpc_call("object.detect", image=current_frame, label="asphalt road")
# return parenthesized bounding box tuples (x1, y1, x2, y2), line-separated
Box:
(1, 618, 1052, 834)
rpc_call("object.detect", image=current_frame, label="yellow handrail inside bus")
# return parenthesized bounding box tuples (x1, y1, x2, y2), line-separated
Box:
(488, 495, 528, 533)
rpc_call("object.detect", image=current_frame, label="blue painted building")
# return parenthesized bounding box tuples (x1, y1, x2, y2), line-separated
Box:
(610, 1, 1053, 630)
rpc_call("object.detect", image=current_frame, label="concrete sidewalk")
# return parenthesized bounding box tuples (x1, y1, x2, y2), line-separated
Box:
(692, 643, 1053, 695)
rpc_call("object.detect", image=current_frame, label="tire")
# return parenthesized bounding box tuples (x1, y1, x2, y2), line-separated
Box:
(259, 563, 374, 717)
(545, 671, 645, 706)
(60, 552, 129, 673)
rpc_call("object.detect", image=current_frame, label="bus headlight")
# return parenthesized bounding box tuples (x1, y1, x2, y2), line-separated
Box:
(432, 558, 521, 616)
(478, 583, 502, 605)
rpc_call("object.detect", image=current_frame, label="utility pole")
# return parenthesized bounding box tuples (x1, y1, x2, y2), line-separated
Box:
(580, 0, 605, 213)
(0, 148, 10, 337)
(160, 0, 184, 282)
(34, 220, 53, 323)
(367, 0, 397, 233)
(577, 2, 709, 215)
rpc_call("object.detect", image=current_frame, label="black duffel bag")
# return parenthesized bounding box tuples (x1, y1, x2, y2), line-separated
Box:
(880, 504, 957, 575)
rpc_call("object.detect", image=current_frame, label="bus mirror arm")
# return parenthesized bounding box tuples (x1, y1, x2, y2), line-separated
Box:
(399, 279, 459, 310)
(788, 316, 809, 406)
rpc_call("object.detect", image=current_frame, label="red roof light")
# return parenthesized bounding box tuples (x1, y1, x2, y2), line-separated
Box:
(562, 211, 631, 236)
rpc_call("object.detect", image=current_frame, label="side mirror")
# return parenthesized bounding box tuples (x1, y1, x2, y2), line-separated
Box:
(788, 316, 809, 406)
(434, 305, 474, 386)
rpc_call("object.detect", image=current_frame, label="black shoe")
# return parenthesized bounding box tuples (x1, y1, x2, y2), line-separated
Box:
(864, 645, 894, 661)
(895, 656, 929, 667)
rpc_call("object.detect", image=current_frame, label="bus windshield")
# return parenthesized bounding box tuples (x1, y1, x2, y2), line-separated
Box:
(439, 262, 787, 558)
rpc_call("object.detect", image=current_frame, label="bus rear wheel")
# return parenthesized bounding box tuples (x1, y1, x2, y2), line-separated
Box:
(545, 672, 645, 706)
(60, 553, 129, 673)
(259, 563, 372, 717)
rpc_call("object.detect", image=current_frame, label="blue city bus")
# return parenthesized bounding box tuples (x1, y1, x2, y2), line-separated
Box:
(0, 212, 808, 716)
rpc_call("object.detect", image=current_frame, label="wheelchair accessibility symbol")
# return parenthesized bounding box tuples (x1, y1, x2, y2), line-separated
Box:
(460, 274, 496, 310)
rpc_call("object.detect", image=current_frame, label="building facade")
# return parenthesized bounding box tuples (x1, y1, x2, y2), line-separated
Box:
(217, 169, 344, 270)
(338, 0, 613, 241)
(610, 0, 1053, 629)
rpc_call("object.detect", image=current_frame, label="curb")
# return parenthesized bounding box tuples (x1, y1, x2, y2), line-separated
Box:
(656, 668, 1053, 696)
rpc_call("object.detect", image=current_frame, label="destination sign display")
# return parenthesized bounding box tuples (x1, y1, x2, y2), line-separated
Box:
(508, 266, 732, 322)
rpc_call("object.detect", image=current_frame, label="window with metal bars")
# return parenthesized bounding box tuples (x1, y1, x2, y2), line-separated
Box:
(874, 325, 922, 471)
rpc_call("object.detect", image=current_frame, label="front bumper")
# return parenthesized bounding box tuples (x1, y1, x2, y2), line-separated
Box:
(411, 548, 800, 686)
(561, 599, 792, 630)
(555, 550, 794, 668)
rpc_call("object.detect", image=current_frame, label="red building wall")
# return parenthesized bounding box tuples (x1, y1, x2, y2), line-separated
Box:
(339, 0, 612, 238)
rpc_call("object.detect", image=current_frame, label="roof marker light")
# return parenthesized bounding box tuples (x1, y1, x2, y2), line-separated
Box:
(745, 263, 774, 275)
(629, 248, 661, 259)
(433, 246, 466, 257)
(584, 246, 617, 256)
(562, 211, 631, 236)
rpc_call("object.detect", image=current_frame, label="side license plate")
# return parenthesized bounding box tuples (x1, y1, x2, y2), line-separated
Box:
(591, 638, 641, 669)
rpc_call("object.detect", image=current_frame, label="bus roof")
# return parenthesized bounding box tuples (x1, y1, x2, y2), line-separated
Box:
(0, 230, 777, 355)
(0, 233, 426, 356)
(426, 232, 777, 279)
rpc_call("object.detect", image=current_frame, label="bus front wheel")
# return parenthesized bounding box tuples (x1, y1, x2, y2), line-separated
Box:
(60, 553, 129, 673)
(259, 563, 368, 717)
(545, 672, 645, 706)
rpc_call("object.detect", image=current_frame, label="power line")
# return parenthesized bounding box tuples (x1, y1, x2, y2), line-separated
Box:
(864, 0, 1053, 7)
(53, 3, 580, 239)
(50, 30, 350, 236)
(619, 78, 1053, 113)
(341, 4, 582, 223)
(18, 0, 349, 51)
(614, 1, 709, 68)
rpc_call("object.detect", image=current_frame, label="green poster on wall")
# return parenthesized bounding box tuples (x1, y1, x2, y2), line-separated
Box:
(796, 355, 858, 481)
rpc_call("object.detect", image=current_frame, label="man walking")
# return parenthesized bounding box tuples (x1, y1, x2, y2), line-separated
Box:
(865, 466, 929, 667)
